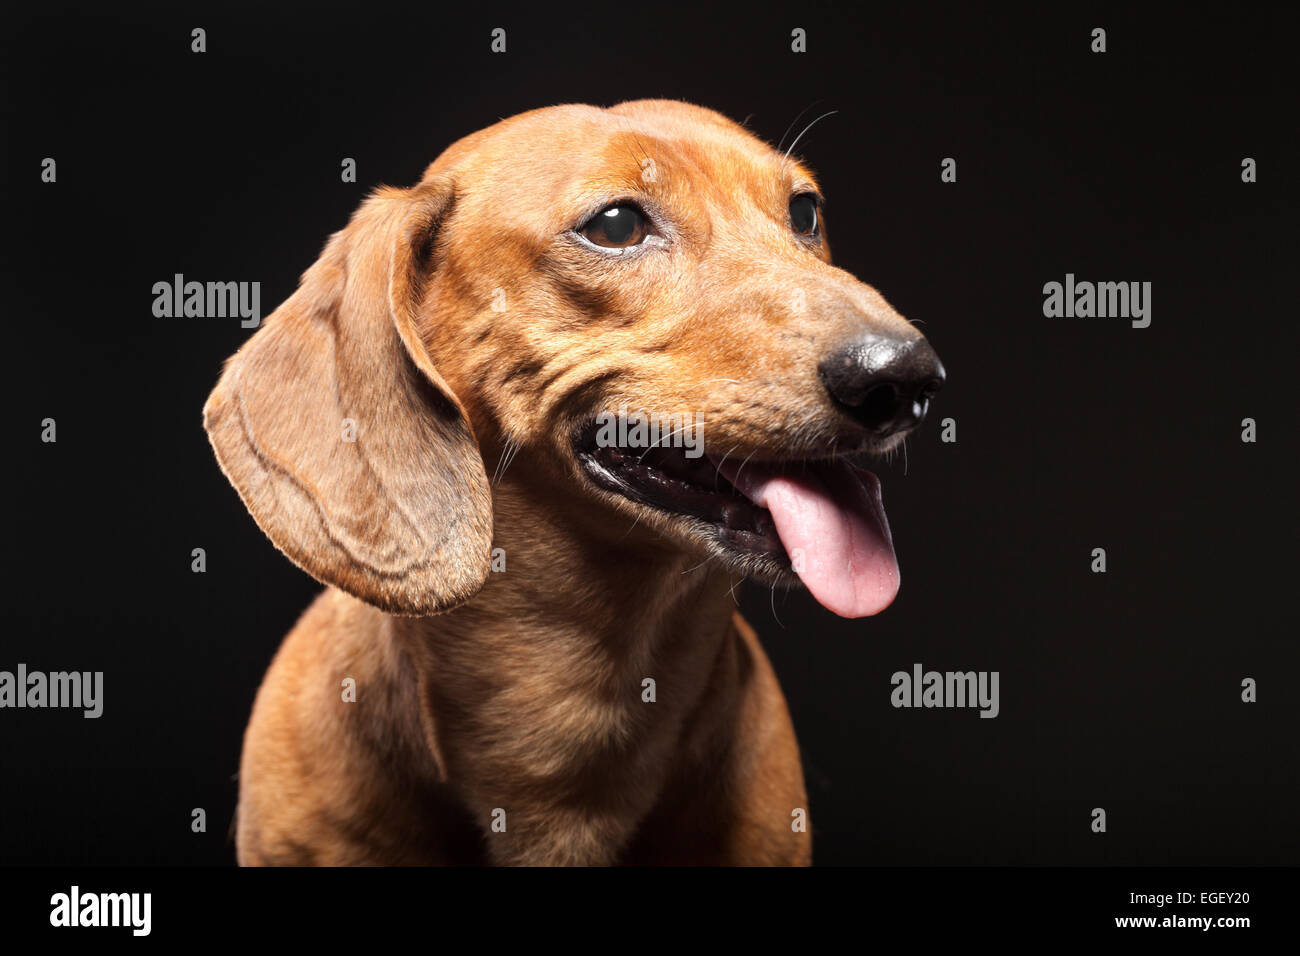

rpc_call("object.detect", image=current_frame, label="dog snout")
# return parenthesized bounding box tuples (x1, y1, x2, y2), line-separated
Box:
(818, 333, 945, 436)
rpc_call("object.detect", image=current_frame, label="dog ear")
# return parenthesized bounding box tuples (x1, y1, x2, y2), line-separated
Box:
(202, 178, 493, 616)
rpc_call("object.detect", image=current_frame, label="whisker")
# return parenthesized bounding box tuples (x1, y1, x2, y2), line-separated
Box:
(679, 377, 741, 395)
(491, 437, 519, 486)
(681, 552, 720, 575)
(637, 422, 694, 461)
(733, 447, 760, 487)
(619, 508, 645, 541)
(777, 100, 821, 155)
(713, 443, 740, 491)
(502, 440, 523, 481)
(769, 584, 785, 628)
(782, 109, 839, 172)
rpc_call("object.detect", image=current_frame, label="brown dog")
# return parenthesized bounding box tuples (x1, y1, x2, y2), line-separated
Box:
(203, 100, 944, 865)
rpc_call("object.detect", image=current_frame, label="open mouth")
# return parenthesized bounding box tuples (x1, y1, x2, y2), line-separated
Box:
(574, 421, 900, 618)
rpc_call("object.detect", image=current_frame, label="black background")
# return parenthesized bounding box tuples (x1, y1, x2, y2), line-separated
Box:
(2, 2, 1296, 866)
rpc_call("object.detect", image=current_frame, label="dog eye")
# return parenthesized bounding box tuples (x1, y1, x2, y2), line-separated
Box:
(790, 194, 819, 236)
(580, 204, 649, 249)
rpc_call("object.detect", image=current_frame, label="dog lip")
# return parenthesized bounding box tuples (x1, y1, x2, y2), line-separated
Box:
(569, 419, 890, 570)
(577, 444, 780, 540)
(571, 422, 785, 558)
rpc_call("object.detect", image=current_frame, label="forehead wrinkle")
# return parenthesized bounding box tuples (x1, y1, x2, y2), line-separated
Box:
(687, 132, 820, 212)
(585, 133, 714, 207)
(582, 139, 656, 195)
(679, 140, 813, 234)
(608, 108, 823, 192)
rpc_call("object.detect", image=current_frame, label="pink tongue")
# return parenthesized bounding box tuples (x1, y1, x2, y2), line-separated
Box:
(714, 457, 900, 618)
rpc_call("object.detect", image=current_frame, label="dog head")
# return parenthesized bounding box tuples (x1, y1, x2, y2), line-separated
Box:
(204, 100, 944, 618)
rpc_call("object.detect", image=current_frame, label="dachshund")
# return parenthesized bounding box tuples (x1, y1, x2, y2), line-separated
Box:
(203, 99, 944, 865)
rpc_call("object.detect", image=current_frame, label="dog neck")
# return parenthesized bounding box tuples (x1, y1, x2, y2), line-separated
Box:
(383, 478, 744, 859)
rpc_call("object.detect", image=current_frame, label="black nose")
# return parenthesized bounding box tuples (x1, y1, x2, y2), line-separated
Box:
(818, 334, 945, 436)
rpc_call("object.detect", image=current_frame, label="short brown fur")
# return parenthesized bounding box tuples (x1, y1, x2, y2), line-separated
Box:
(204, 100, 928, 865)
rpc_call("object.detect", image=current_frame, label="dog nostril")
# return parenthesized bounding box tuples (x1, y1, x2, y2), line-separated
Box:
(859, 383, 902, 427)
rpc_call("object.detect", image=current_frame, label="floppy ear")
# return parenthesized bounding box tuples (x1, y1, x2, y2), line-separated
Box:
(203, 179, 493, 616)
